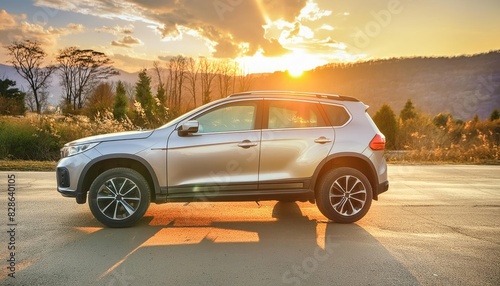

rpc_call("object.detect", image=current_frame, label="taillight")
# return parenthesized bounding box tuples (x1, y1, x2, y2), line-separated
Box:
(370, 134, 386, 150)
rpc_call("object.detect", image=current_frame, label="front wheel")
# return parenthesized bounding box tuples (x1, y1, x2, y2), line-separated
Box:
(316, 167, 372, 223)
(88, 168, 150, 228)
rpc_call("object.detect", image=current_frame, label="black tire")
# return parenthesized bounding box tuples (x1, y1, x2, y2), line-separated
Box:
(316, 167, 372, 223)
(88, 168, 150, 228)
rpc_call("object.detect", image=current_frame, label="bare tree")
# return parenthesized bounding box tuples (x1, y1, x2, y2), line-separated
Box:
(57, 47, 118, 111)
(216, 59, 236, 98)
(185, 57, 200, 108)
(167, 55, 187, 114)
(199, 57, 217, 104)
(6, 40, 56, 114)
(25, 89, 49, 113)
(237, 74, 255, 92)
(237, 63, 255, 92)
(152, 61, 167, 106)
(152, 61, 165, 89)
(231, 61, 238, 94)
(123, 81, 136, 102)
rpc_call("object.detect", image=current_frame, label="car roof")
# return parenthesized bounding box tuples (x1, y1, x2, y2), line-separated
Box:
(228, 90, 360, 102)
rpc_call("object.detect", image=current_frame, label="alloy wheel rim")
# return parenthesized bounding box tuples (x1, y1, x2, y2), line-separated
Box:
(329, 175, 367, 216)
(96, 177, 141, 220)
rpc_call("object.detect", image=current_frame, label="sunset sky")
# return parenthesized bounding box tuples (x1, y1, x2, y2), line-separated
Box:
(1, 0, 499, 74)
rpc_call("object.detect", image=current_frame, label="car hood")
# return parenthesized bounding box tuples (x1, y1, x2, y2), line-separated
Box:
(66, 130, 154, 146)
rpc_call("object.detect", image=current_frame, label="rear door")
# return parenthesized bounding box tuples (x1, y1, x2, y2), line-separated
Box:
(259, 99, 334, 191)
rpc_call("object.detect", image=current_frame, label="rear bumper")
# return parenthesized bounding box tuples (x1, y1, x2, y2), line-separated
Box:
(377, 180, 389, 196)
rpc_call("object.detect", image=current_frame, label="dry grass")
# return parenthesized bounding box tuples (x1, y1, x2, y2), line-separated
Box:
(0, 160, 57, 171)
(1, 109, 499, 170)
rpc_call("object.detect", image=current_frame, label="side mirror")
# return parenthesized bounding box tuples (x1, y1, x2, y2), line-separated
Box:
(178, 120, 199, 136)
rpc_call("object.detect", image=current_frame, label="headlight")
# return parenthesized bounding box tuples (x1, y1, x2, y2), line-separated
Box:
(60, 143, 99, 158)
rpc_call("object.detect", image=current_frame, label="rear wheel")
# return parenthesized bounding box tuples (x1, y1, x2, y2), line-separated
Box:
(88, 168, 150, 228)
(316, 167, 372, 223)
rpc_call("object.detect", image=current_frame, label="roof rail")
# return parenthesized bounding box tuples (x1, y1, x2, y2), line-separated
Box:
(228, 90, 359, 102)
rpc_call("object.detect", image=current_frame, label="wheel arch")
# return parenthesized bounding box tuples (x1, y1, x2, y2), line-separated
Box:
(77, 154, 160, 204)
(312, 152, 380, 200)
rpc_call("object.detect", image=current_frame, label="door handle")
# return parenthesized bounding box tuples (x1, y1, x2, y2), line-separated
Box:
(238, 140, 258, 148)
(314, 136, 332, 144)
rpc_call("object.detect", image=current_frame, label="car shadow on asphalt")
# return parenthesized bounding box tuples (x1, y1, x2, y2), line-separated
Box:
(3, 202, 419, 285)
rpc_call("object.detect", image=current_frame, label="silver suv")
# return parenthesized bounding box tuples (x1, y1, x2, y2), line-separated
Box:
(56, 91, 388, 227)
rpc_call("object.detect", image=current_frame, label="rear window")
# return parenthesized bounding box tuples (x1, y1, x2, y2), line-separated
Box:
(267, 100, 327, 129)
(321, 104, 351, 127)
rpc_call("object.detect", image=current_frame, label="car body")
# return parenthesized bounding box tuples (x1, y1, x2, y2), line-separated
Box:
(56, 91, 389, 227)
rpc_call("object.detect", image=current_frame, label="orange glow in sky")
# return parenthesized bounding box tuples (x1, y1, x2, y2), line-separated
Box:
(0, 0, 499, 73)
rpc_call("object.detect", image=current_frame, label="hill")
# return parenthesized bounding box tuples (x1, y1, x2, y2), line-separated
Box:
(253, 51, 500, 120)
(2, 51, 499, 120)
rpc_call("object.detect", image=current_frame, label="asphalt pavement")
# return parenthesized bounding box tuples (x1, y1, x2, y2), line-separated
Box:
(0, 165, 499, 285)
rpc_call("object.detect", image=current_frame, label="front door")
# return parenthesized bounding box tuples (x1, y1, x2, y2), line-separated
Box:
(167, 99, 262, 198)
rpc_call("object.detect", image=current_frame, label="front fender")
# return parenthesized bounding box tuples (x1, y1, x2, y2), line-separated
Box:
(76, 154, 161, 203)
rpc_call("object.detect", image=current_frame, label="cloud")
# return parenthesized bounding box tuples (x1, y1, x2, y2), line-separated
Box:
(111, 35, 143, 48)
(0, 9, 84, 49)
(0, 10, 29, 46)
(32, 0, 348, 62)
(33, 0, 309, 58)
(157, 55, 175, 62)
(95, 24, 134, 35)
(298, 0, 332, 21)
(67, 23, 85, 32)
(319, 24, 334, 31)
(0, 10, 22, 29)
(139, 0, 307, 57)
(34, 0, 152, 22)
(111, 53, 154, 72)
(259, 0, 309, 22)
(260, 39, 291, 57)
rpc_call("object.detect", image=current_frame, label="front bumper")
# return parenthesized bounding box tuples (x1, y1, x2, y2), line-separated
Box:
(56, 166, 87, 203)
(56, 151, 94, 203)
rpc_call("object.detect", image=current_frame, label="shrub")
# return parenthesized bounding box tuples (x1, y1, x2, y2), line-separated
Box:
(0, 102, 498, 163)
(0, 110, 140, 161)
(0, 117, 60, 160)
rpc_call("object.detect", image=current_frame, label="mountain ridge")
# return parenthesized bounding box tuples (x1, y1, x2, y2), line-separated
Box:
(254, 50, 500, 120)
(2, 51, 499, 120)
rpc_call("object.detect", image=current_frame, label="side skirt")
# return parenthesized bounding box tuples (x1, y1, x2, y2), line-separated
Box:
(155, 189, 315, 204)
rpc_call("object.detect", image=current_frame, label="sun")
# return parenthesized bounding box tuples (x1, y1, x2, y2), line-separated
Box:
(287, 67, 304, 78)
(284, 50, 317, 77)
(236, 50, 325, 75)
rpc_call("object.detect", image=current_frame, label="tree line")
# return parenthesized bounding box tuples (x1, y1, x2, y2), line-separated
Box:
(373, 99, 499, 162)
(1, 40, 255, 126)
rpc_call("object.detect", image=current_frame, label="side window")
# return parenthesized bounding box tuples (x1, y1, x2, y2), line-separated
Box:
(267, 101, 327, 129)
(321, 104, 351, 127)
(195, 102, 257, 133)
